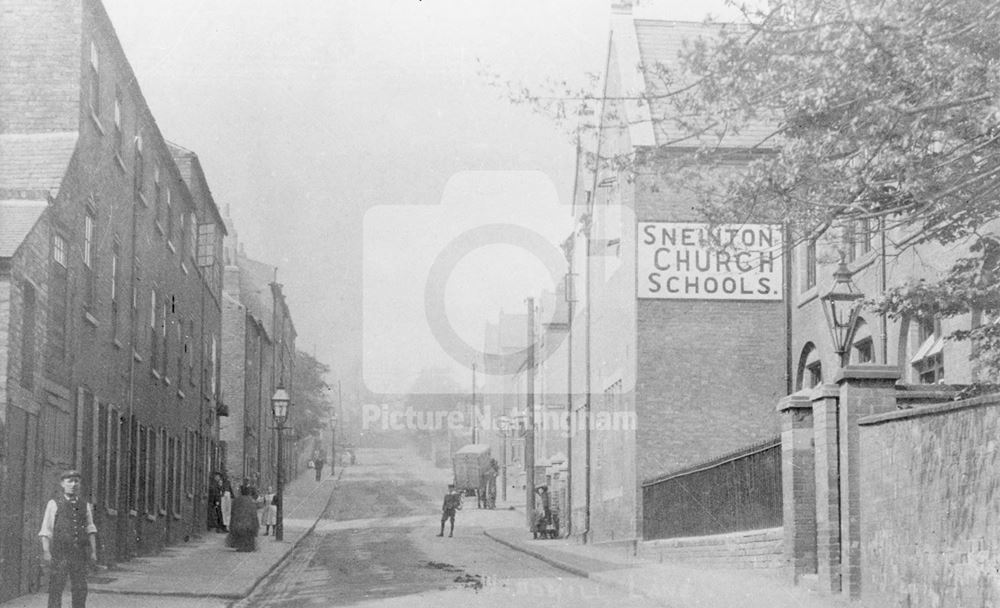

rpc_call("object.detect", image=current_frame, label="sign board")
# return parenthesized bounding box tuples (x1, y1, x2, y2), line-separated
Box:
(637, 222, 783, 300)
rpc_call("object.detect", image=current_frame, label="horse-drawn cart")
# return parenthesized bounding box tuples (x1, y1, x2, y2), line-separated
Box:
(452, 444, 495, 509)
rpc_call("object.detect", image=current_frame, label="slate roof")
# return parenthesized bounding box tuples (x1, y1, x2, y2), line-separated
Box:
(631, 19, 776, 149)
(0, 132, 78, 195)
(0, 199, 47, 257)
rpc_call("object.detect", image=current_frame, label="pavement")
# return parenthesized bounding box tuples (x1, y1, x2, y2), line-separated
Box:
(3, 455, 878, 608)
(1, 465, 340, 608)
(482, 486, 877, 608)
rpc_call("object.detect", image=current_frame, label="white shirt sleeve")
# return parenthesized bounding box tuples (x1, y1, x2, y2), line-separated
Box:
(38, 500, 57, 537)
(86, 503, 98, 534)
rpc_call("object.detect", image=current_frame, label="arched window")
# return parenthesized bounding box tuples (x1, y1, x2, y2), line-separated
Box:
(851, 318, 874, 364)
(797, 342, 823, 390)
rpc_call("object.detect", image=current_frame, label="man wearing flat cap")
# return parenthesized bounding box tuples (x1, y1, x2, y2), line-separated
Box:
(38, 470, 98, 608)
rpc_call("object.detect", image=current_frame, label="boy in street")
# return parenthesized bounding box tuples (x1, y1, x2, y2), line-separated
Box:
(437, 484, 462, 537)
(38, 470, 98, 608)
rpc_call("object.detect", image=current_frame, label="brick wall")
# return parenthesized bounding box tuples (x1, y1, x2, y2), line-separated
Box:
(859, 394, 1000, 607)
(638, 527, 784, 570)
(0, 0, 83, 133)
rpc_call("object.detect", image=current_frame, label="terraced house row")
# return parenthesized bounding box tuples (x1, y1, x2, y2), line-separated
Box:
(0, 0, 297, 601)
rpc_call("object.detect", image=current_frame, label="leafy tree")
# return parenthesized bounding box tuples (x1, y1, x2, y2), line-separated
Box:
(496, 0, 1000, 379)
(291, 350, 334, 439)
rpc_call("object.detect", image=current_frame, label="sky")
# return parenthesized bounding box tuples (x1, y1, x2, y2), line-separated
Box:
(101, 0, 748, 399)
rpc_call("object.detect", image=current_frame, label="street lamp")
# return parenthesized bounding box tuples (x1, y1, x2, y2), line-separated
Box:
(271, 385, 290, 541)
(820, 258, 865, 367)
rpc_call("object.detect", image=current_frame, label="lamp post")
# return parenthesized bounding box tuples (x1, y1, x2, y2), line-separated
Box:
(271, 385, 290, 541)
(330, 412, 338, 477)
(820, 258, 865, 367)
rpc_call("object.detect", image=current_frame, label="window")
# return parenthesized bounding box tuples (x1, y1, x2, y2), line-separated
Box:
(161, 299, 169, 373)
(113, 91, 123, 160)
(134, 136, 145, 201)
(188, 213, 197, 261)
(845, 219, 874, 264)
(797, 343, 823, 390)
(20, 282, 36, 389)
(88, 41, 100, 116)
(125, 415, 137, 512)
(804, 238, 817, 290)
(111, 242, 120, 341)
(47, 235, 69, 373)
(146, 427, 156, 515)
(166, 188, 174, 245)
(911, 317, 945, 384)
(852, 319, 875, 364)
(154, 166, 162, 228)
(176, 317, 184, 387)
(159, 428, 168, 513)
(83, 211, 96, 308)
(150, 287, 158, 370)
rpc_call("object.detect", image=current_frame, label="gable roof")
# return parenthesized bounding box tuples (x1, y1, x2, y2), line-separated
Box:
(0, 132, 78, 196)
(622, 19, 775, 149)
(0, 199, 47, 257)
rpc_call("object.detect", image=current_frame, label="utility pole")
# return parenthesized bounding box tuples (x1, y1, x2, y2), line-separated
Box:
(471, 362, 477, 444)
(525, 297, 536, 529)
(563, 236, 576, 537)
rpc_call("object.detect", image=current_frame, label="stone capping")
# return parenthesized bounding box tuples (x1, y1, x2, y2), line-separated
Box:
(860, 392, 1000, 426)
(833, 365, 900, 384)
(810, 383, 840, 401)
(643, 527, 783, 548)
(776, 391, 811, 412)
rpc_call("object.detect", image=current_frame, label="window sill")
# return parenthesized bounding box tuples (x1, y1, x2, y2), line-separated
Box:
(137, 192, 149, 208)
(128, 509, 138, 518)
(797, 285, 819, 308)
(172, 511, 182, 520)
(164, 376, 172, 386)
(167, 240, 176, 255)
(114, 153, 126, 173)
(177, 389, 186, 399)
(181, 262, 189, 275)
(159, 508, 167, 517)
(155, 221, 165, 236)
(112, 338, 124, 350)
(132, 349, 143, 362)
(151, 368, 161, 380)
(104, 507, 118, 517)
(145, 513, 156, 522)
(83, 310, 99, 327)
(89, 111, 105, 136)
(847, 250, 878, 273)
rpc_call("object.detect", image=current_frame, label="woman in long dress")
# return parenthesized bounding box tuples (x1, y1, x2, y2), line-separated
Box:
(220, 486, 232, 532)
(261, 486, 278, 536)
(226, 486, 259, 552)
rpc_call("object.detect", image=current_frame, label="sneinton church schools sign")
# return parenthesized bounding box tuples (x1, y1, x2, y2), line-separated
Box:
(637, 222, 783, 300)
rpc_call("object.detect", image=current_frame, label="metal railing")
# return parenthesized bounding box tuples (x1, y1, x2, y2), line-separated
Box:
(642, 437, 782, 540)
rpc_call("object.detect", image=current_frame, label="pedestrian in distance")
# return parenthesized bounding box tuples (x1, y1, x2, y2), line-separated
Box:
(38, 469, 98, 608)
(437, 483, 462, 537)
(261, 486, 278, 536)
(313, 452, 325, 481)
(227, 484, 260, 552)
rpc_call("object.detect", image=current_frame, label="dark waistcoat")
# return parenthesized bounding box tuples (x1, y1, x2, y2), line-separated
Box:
(52, 496, 89, 556)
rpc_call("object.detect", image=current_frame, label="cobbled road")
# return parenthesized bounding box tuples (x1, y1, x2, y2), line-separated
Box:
(234, 447, 662, 608)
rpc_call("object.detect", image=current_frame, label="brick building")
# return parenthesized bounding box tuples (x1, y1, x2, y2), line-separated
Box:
(0, 0, 228, 599)
(561, 9, 787, 543)
(220, 207, 298, 492)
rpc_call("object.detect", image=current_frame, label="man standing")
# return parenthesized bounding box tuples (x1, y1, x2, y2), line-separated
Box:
(313, 452, 326, 482)
(38, 470, 98, 608)
(437, 484, 462, 537)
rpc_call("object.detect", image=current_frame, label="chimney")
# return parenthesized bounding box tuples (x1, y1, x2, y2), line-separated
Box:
(611, 0, 633, 15)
